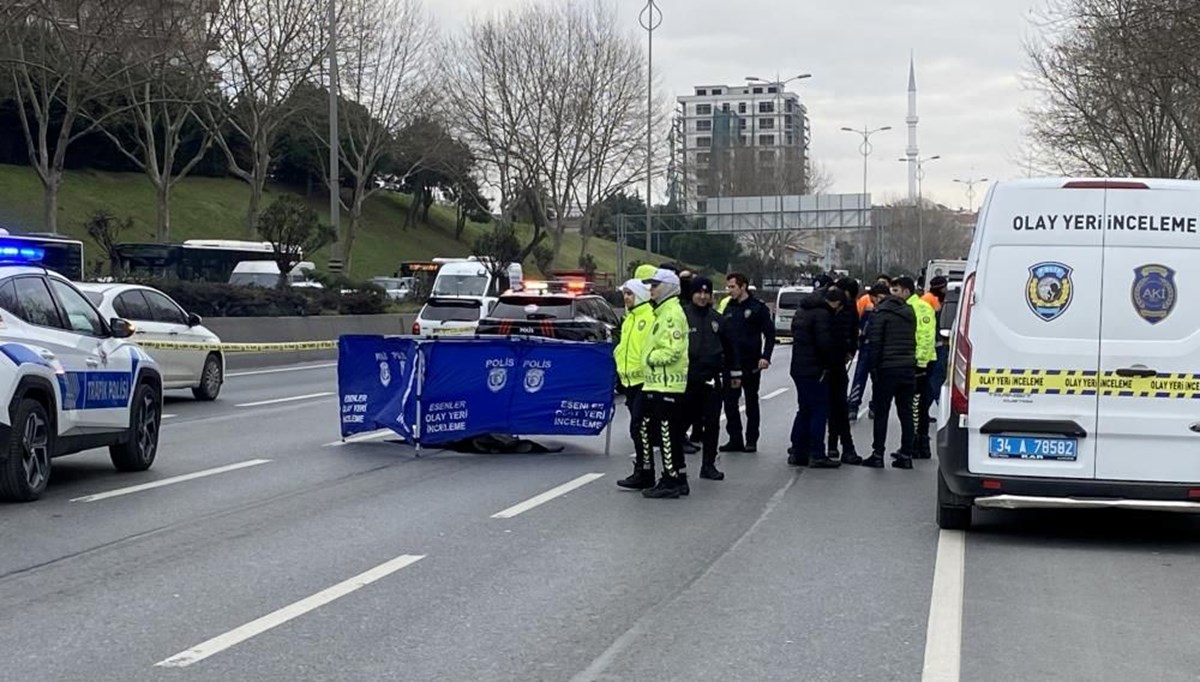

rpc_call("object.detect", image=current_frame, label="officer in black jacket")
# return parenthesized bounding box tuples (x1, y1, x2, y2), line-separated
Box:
(864, 283, 918, 470)
(719, 272, 776, 453)
(788, 287, 844, 468)
(683, 276, 742, 480)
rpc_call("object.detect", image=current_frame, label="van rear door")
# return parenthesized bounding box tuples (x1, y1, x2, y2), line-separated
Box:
(1095, 181, 1200, 482)
(966, 182, 1103, 479)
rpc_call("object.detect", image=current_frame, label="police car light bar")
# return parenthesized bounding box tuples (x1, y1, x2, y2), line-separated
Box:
(0, 244, 46, 262)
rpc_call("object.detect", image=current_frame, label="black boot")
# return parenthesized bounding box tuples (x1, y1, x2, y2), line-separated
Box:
(891, 453, 914, 470)
(700, 464, 724, 480)
(810, 455, 842, 469)
(643, 476, 683, 499)
(841, 450, 864, 466)
(787, 447, 809, 467)
(719, 441, 746, 453)
(617, 469, 656, 490)
(861, 453, 885, 468)
(678, 473, 690, 496)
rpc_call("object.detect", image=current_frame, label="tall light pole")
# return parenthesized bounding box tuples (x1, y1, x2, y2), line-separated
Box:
(639, 0, 662, 254)
(899, 154, 940, 271)
(841, 125, 891, 273)
(327, 0, 342, 272)
(746, 73, 810, 246)
(954, 176, 988, 213)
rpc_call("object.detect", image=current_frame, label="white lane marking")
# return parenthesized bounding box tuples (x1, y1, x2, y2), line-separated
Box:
(235, 392, 334, 408)
(155, 554, 425, 668)
(324, 429, 397, 447)
(162, 413, 177, 420)
(71, 459, 272, 503)
(761, 387, 788, 401)
(921, 529, 966, 682)
(226, 362, 337, 378)
(491, 473, 605, 519)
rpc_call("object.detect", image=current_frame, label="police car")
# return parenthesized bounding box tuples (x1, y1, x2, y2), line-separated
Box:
(0, 251, 162, 502)
(475, 281, 620, 342)
(938, 178, 1200, 529)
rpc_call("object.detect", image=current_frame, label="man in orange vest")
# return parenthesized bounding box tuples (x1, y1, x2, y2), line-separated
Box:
(848, 275, 892, 420)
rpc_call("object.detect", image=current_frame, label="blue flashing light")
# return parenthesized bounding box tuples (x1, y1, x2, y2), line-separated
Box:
(0, 244, 45, 263)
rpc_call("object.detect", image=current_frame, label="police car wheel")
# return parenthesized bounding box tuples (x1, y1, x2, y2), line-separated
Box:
(936, 469, 972, 531)
(192, 354, 223, 402)
(0, 399, 53, 502)
(109, 383, 160, 473)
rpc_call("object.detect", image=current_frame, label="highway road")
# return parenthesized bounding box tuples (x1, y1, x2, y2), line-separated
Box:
(4, 346, 1200, 681)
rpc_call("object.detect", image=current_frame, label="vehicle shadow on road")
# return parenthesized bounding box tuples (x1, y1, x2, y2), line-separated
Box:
(971, 508, 1200, 548)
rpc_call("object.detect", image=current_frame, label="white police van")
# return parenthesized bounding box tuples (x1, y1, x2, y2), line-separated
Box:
(938, 178, 1200, 529)
(0, 254, 162, 502)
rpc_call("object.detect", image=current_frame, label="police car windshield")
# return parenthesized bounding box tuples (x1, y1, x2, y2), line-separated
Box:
(778, 292, 806, 310)
(422, 301, 481, 322)
(492, 296, 573, 320)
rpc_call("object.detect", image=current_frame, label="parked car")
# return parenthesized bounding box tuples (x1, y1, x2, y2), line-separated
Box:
(76, 283, 224, 401)
(369, 276, 415, 301)
(476, 282, 620, 342)
(412, 297, 492, 336)
(774, 285, 814, 336)
(228, 260, 323, 288)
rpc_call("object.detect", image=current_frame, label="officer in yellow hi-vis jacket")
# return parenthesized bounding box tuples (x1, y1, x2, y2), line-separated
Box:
(906, 278, 938, 460)
(615, 279, 656, 488)
(631, 268, 690, 499)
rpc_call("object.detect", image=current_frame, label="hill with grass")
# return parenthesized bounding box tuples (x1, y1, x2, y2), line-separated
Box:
(0, 164, 660, 281)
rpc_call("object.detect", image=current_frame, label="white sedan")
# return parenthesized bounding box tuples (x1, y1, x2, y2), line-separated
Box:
(76, 283, 225, 400)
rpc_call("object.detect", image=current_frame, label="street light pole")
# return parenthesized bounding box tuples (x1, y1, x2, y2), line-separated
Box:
(639, 0, 662, 254)
(900, 154, 940, 271)
(746, 73, 810, 254)
(841, 125, 891, 273)
(327, 0, 342, 272)
(953, 176, 989, 213)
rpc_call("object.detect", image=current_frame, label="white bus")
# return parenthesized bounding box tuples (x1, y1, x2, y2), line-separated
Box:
(113, 239, 295, 283)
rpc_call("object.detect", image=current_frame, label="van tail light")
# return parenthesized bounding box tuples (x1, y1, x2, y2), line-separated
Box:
(950, 272, 976, 415)
(412, 320, 420, 335)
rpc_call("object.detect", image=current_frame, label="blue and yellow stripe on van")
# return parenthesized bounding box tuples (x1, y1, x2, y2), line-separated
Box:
(971, 368, 1200, 399)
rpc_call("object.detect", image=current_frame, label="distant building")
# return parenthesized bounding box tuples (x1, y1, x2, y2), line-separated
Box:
(675, 82, 812, 213)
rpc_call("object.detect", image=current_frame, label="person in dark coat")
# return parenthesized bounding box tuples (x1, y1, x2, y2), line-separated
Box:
(787, 287, 844, 468)
(826, 278, 861, 464)
(682, 276, 742, 480)
(719, 272, 776, 453)
(863, 284, 918, 469)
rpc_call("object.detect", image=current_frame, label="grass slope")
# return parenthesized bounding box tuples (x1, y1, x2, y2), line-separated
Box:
(0, 164, 661, 280)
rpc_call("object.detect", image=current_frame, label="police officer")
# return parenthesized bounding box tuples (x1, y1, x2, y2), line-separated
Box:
(923, 275, 949, 409)
(683, 276, 741, 481)
(719, 272, 776, 453)
(901, 277, 938, 459)
(615, 279, 656, 489)
(638, 269, 690, 499)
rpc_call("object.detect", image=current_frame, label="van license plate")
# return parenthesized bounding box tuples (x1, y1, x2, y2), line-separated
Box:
(988, 436, 1077, 461)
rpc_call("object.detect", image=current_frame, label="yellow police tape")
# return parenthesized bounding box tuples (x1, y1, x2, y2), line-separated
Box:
(972, 368, 1200, 399)
(133, 339, 336, 353)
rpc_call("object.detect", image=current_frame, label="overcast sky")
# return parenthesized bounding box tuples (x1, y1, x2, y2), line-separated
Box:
(430, 0, 1044, 211)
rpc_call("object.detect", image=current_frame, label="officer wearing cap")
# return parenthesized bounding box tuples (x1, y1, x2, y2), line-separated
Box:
(626, 268, 691, 498)
(615, 279, 655, 488)
(681, 276, 741, 481)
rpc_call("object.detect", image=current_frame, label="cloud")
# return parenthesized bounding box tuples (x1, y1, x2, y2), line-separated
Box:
(431, 0, 1042, 209)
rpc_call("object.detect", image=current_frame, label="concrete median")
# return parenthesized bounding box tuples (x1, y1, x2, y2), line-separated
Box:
(201, 314, 416, 370)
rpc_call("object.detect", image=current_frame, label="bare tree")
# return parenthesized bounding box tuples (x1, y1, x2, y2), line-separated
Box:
(0, 0, 162, 233)
(204, 0, 325, 237)
(92, 4, 219, 242)
(1025, 0, 1200, 177)
(807, 159, 835, 194)
(452, 1, 663, 261)
(315, 0, 435, 269)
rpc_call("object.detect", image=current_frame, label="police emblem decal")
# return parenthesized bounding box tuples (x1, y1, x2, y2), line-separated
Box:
(744, 309, 751, 318)
(487, 367, 508, 393)
(1026, 262, 1073, 321)
(524, 368, 545, 393)
(637, 319, 647, 330)
(1132, 264, 1177, 324)
(710, 320, 720, 333)
(379, 361, 391, 387)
